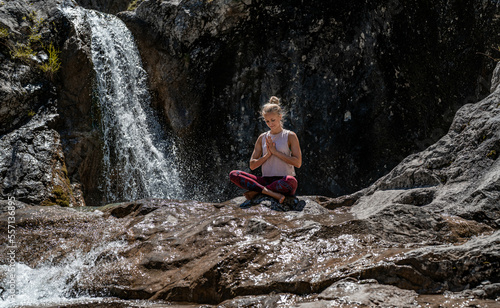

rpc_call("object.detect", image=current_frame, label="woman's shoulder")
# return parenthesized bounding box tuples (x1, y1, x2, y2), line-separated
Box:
(285, 129, 297, 137)
(286, 130, 300, 143)
(256, 132, 268, 142)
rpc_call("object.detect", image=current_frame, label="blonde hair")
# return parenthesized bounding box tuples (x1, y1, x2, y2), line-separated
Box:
(261, 96, 283, 117)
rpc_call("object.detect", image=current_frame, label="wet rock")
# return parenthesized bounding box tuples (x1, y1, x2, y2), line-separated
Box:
(313, 278, 419, 307)
(0, 106, 82, 207)
(0, 198, 369, 304)
(56, 7, 103, 206)
(0, 198, 27, 213)
(469, 282, 500, 299)
(313, 193, 363, 210)
(1, 192, 498, 306)
(238, 194, 307, 212)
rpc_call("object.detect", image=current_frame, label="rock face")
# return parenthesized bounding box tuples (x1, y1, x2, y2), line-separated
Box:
(122, 0, 500, 200)
(349, 67, 500, 229)
(0, 0, 60, 135)
(0, 107, 82, 208)
(0, 0, 85, 207)
(74, 0, 132, 14)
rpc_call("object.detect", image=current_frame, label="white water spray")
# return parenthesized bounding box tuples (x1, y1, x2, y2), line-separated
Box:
(0, 241, 126, 307)
(64, 6, 184, 203)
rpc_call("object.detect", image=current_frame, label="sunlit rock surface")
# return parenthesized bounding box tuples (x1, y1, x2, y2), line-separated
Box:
(0, 195, 497, 306)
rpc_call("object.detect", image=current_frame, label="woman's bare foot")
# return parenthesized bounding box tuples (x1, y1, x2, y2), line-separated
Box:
(262, 188, 286, 204)
(244, 191, 259, 200)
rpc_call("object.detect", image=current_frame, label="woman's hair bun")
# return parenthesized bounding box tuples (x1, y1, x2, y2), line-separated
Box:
(269, 96, 280, 105)
(261, 96, 284, 117)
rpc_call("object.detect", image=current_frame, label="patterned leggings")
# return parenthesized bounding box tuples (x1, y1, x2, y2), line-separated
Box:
(229, 170, 298, 196)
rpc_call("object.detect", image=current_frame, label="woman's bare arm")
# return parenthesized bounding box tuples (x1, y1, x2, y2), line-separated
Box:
(250, 134, 272, 170)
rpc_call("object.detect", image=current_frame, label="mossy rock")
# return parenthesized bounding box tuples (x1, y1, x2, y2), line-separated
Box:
(41, 185, 70, 207)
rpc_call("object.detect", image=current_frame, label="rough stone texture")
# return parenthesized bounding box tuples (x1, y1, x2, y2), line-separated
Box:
(122, 0, 500, 200)
(0, 106, 83, 207)
(350, 64, 500, 229)
(0, 0, 60, 135)
(315, 278, 419, 307)
(75, 0, 134, 14)
(0, 196, 496, 306)
(55, 4, 106, 206)
(0, 0, 84, 207)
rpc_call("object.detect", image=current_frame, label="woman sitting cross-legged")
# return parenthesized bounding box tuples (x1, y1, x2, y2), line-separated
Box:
(229, 96, 302, 204)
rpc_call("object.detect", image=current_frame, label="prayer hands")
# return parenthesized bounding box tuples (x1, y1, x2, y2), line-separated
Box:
(265, 135, 278, 155)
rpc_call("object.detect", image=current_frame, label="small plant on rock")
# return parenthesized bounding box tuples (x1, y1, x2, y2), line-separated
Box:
(39, 42, 61, 79)
(0, 27, 8, 39)
(9, 11, 62, 79)
(10, 42, 36, 61)
(127, 0, 145, 11)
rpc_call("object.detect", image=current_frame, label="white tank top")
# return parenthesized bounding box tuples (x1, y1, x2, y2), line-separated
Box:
(261, 129, 296, 177)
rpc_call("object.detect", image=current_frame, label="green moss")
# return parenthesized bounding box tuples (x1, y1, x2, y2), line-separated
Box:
(41, 185, 70, 207)
(0, 27, 8, 40)
(127, 0, 144, 11)
(9, 10, 61, 78)
(28, 110, 35, 117)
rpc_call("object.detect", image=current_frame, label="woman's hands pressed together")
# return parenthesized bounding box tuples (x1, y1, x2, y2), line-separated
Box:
(265, 135, 278, 155)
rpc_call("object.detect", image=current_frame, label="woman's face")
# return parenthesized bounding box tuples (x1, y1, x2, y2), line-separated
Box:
(263, 112, 282, 131)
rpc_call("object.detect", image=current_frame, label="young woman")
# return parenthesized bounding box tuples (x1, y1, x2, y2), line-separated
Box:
(229, 96, 302, 203)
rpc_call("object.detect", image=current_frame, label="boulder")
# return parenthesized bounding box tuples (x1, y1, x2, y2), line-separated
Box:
(351, 62, 500, 229)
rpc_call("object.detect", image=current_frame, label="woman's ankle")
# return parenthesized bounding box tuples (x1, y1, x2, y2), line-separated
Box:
(262, 188, 285, 203)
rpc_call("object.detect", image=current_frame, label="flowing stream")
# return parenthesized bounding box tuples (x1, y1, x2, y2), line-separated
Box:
(0, 241, 125, 307)
(64, 5, 184, 203)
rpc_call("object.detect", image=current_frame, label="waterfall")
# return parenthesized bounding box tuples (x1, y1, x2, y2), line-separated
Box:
(63, 6, 184, 203)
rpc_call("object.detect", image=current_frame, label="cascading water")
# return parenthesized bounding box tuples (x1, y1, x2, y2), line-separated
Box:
(64, 6, 184, 203)
(0, 241, 126, 307)
(0, 6, 185, 307)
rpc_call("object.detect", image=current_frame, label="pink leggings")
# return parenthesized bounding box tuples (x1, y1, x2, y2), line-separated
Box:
(229, 170, 298, 196)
